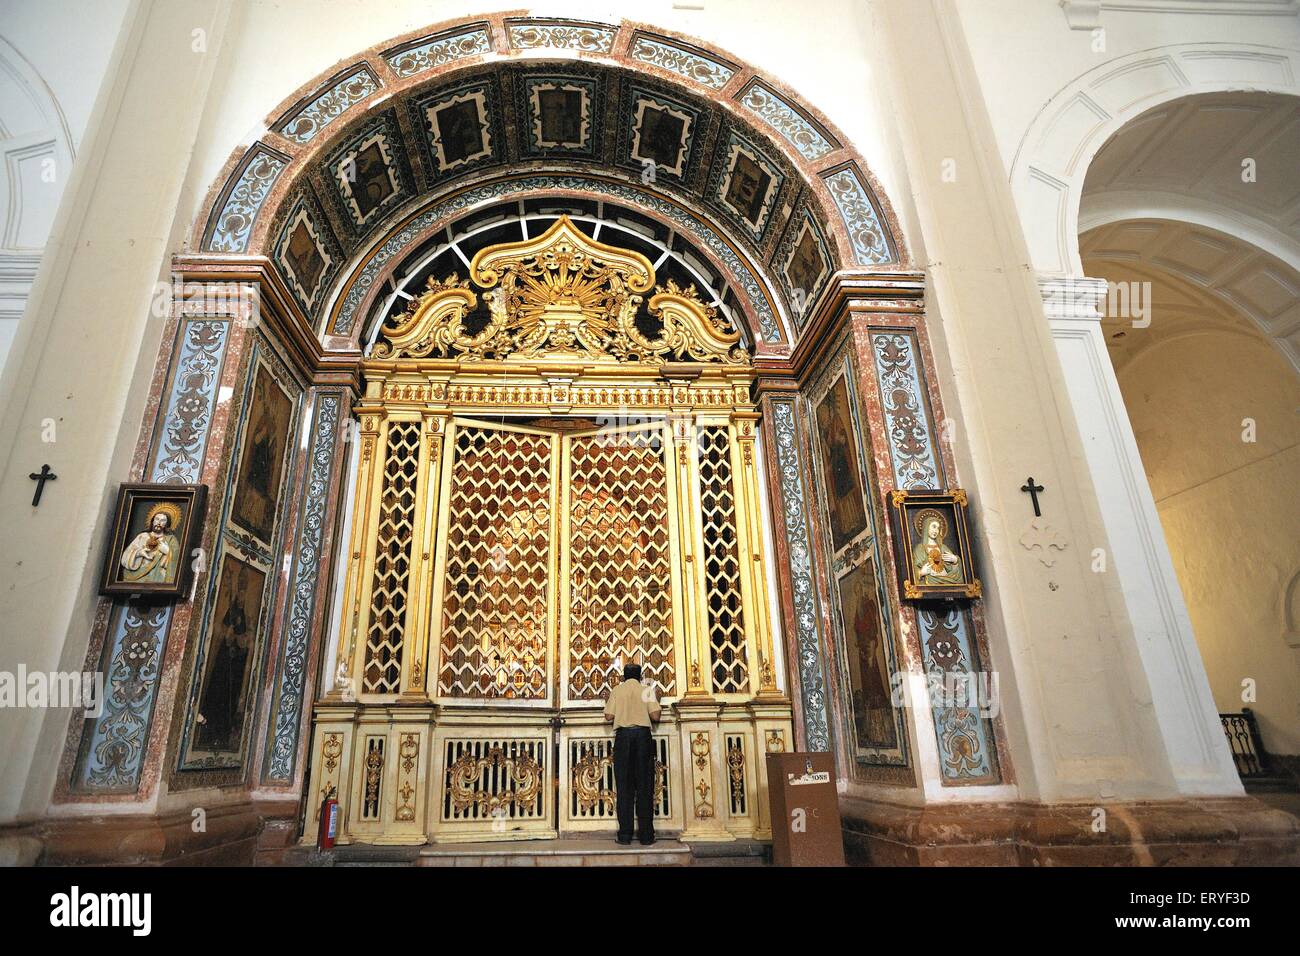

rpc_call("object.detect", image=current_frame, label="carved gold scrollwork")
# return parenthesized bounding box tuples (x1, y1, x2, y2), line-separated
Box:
(691, 731, 711, 771)
(372, 216, 748, 366)
(571, 750, 667, 813)
(322, 733, 343, 773)
(645, 280, 746, 365)
(364, 744, 384, 811)
(727, 742, 745, 801)
(396, 781, 416, 822)
(448, 745, 543, 816)
(399, 733, 419, 773)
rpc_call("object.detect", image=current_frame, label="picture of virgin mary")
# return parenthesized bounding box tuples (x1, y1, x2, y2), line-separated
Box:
(119, 502, 182, 584)
(911, 509, 964, 585)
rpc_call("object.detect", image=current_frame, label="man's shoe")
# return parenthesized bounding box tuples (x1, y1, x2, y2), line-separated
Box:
(616, 836, 633, 845)
(638, 837, 656, 846)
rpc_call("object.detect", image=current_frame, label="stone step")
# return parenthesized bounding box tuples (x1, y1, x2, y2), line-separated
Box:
(417, 837, 693, 867)
(282, 835, 772, 866)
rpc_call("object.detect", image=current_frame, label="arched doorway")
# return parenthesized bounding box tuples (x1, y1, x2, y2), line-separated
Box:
(1078, 91, 1300, 777)
(64, 15, 1006, 855)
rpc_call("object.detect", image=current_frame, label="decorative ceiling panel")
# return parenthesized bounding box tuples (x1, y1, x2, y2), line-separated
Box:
(206, 18, 903, 352)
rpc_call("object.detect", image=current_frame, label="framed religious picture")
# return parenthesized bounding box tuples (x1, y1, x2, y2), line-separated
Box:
(836, 557, 902, 754)
(100, 483, 207, 598)
(190, 553, 267, 757)
(229, 362, 294, 545)
(813, 374, 870, 552)
(888, 488, 981, 601)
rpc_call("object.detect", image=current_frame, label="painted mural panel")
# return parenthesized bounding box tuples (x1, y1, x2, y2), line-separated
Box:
(814, 376, 869, 552)
(176, 341, 303, 777)
(193, 554, 267, 754)
(836, 557, 898, 752)
(807, 343, 909, 769)
(230, 365, 293, 543)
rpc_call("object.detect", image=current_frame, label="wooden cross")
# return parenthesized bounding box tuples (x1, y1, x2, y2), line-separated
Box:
(1020, 476, 1044, 517)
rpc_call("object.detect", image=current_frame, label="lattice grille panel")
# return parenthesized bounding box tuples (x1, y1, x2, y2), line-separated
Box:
(568, 429, 676, 700)
(441, 737, 548, 822)
(438, 426, 553, 699)
(725, 734, 747, 816)
(568, 736, 670, 820)
(698, 426, 749, 693)
(363, 421, 421, 694)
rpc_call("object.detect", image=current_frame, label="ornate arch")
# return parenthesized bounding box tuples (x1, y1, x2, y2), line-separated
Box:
(191, 15, 907, 357)
(1009, 42, 1300, 278)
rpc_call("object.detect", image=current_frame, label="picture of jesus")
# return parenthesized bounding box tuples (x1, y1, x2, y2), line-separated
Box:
(911, 509, 964, 585)
(119, 502, 182, 585)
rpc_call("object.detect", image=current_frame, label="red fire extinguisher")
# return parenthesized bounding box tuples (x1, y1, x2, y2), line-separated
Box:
(318, 786, 340, 849)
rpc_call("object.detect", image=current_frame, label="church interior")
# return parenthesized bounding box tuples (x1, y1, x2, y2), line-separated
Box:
(0, 0, 1297, 880)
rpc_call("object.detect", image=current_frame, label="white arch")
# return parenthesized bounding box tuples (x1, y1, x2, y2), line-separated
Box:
(1009, 42, 1300, 278)
(0, 33, 75, 371)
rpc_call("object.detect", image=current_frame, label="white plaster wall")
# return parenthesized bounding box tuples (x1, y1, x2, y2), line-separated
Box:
(0, 0, 131, 371)
(1118, 330, 1300, 755)
(955, 0, 1300, 181)
(0, 0, 132, 146)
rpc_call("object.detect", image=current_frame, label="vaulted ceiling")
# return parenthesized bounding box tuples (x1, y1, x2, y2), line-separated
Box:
(1081, 91, 1300, 263)
(196, 18, 901, 356)
(1079, 90, 1300, 375)
(1081, 218, 1300, 374)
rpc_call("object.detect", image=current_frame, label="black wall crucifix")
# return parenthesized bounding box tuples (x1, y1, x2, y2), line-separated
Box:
(29, 464, 58, 506)
(1020, 476, 1044, 517)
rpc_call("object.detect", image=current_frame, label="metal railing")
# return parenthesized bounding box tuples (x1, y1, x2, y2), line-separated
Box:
(1220, 708, 1269, 779)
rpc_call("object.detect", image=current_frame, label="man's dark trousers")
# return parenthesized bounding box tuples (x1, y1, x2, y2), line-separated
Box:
(613, 725, 655, 842)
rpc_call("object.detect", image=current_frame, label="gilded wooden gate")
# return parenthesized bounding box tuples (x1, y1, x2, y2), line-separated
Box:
(306, 216, 793, 845)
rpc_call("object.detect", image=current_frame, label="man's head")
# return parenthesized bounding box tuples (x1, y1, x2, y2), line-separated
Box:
(623, 663, 642, 682)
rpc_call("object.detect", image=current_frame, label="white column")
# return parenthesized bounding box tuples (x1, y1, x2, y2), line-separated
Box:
(0, 0, 235, 823)
(1042, 276, 1241, 796)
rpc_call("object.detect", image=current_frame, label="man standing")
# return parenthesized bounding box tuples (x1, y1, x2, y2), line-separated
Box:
(603, 663, 661, 845)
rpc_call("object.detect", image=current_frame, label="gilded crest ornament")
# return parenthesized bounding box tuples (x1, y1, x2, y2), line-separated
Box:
(372, 215, 748, 365)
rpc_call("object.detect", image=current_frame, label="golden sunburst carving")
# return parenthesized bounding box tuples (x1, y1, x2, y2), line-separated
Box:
(372, 215, 748, 365)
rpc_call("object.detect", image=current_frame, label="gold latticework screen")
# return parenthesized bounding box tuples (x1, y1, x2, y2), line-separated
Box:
(567, 427, 676, 700)
(437, 424, 554, 700)
(697, 425, 749, 694)
(362, 421, 421, 694)
(313, 217, 797, 847)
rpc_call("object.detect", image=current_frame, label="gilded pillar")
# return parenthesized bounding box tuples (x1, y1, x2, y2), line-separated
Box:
(729, 410, 782, 698)
(327, 404, 384, 701)
(670, 411, 711, 699)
